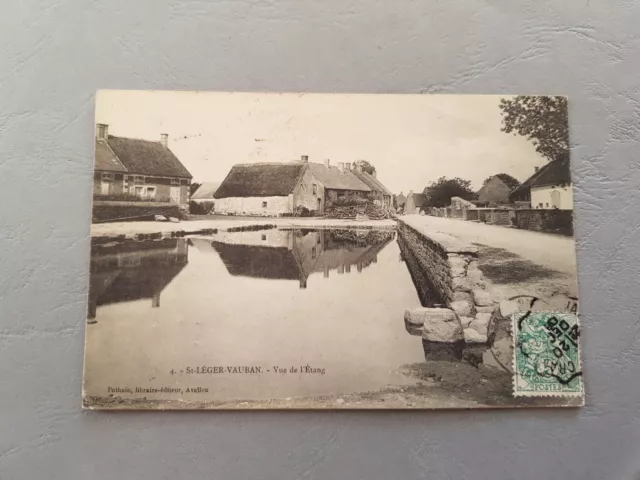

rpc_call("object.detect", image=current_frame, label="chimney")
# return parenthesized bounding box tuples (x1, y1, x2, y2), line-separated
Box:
(345, 162, 351, 171)
(301, 155, 309, 163)
(160, 133, 169, 148)
(96, 123, 108, 141)
(534, 166, 539, 172)
(324, 159, 330, 168)
(338, 162, 345, 173)
(371, 170, 377, 178)
(357, 165, 363, 173)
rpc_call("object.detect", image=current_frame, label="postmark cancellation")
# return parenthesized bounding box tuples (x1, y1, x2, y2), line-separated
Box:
(512, 311, 584, 398)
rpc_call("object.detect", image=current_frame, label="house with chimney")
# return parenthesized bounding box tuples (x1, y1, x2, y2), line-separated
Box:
(93, 123, 193, 207)
(213, 156, 392, 216)
(509, 154, 572, 210)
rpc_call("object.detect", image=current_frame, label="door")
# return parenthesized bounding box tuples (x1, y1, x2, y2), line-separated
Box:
(317, 197, 322, 213)
(550, 190, 561, 209)
(170, 186, 181, 204)
(101, 181, 110, 195)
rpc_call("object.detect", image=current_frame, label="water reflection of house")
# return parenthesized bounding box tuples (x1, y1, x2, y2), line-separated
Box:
(87, 238, 189, 319)
(205, 229, 394, 288)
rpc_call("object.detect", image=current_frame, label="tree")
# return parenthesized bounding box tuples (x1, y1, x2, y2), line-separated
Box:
(353, 159, 376, 175)
(424, 177, 476, 208)
(190, 182, 202, 197)
(499, 96, 569, 161)
(483, 173, 520, 191)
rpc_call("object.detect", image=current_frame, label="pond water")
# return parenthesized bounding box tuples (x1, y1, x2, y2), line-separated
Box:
(84, 227, 436, 404)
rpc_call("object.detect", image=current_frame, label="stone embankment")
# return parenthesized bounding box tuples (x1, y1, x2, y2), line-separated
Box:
(398, 216, 513, 345)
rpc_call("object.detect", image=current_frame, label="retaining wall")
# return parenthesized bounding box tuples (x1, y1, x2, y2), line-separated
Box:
(514, 209, 573, 236)
(398, 216, 499, 344)
(93, 201, 183, 223)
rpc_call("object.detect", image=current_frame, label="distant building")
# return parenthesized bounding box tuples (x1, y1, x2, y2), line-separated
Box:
(213, 156, 392, 216)
(395, 192, 407, 209)
(94, 123, 192, 206)
(404, 191, 428, 214)
(477, 175, 511, 205)
(510, 155, 572, 209)
(191, 182, 221, 203)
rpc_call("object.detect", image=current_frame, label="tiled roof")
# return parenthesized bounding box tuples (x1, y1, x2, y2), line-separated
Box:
(307, 163, 370, 191)
(94, 140, 127, 173)
(352, 170, 392, 195)
(105, 136, 192, 178)
(509, 155, 571, 200)
(214, 163, 306, 198)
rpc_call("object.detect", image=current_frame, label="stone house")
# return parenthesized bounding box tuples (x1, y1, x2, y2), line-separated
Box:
(476, 175, 511, 205)
(509, 154, 572, 210)
(404, 191, 428, 214)
(213, 156, 381, 216)
(94, 124, 193, 207)
(351, 166, 393, 208)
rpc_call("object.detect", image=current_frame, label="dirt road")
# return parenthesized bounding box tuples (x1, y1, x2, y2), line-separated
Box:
(403, 215, 577, 276)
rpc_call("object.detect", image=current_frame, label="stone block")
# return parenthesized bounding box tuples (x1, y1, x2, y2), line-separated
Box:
(472, 288, 493, 306)
(463, 327, 488, 344)
(404, 309, 428, 326)
(469, 312, 492, 336)
(475, 305, 495, 314)
(467, 268, 484, 284)
(458, 316, 474, 328)
(450, 300, 472, 317)
(420, 308, 463, 343)
(452, 276, 472, 292)
(453, 291, 472, 303)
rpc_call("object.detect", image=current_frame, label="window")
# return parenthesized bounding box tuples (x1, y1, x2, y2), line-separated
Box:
(134, 186, 144, 198)
(145, 186, 156, 199)
(312, 247, 317, 259)
(171, 178, 180, 185)
(134, 175, 145, 184)
(261, 234, 267, 241)
(101, 172, 114, 181)
(312, 184, 317, 195)
(262, 201, 268, 208)
(180, 179, 189, 186)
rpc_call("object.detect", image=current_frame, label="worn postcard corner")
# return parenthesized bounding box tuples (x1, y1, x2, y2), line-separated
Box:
(83, 92, 583, 410)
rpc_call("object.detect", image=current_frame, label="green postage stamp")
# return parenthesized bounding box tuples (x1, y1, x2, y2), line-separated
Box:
(512, 311, 583, 397)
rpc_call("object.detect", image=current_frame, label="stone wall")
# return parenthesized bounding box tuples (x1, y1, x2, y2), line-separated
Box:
(514, 209, 573, 236)
(92, 201, 182, 223)
(398, 216, 498, 345)
(214, 195, 292, 216)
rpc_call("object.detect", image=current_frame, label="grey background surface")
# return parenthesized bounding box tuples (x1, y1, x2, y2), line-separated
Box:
(1, 1, 639, 478)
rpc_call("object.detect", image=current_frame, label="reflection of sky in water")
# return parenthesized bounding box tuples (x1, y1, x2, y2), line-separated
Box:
(84, 229, 428, 402)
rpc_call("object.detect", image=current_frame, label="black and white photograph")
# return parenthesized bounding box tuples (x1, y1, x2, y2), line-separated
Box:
(83, 91, 583, 409)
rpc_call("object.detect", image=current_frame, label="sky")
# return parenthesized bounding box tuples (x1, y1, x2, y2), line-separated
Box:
(95, 91, 548, 194)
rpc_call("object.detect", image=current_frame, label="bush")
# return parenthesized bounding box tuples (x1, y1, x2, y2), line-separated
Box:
(189, 200, 215, 215)
(293, 206, 312, 217)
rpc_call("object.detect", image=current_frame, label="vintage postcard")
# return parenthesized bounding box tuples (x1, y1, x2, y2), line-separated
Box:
(83, 91, 583, 409)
